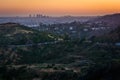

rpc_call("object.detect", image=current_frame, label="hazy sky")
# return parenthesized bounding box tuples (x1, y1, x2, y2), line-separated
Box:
(0, 0, 120, 16)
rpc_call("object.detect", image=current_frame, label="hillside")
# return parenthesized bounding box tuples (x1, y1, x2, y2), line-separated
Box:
(0, 23, 34, 34)
(0, 23, 62, 45)
(0, 22, 120, 65)
(0, 22, 120, 80)
(94, 13, 120, 27)
(95, 26, 120, 42)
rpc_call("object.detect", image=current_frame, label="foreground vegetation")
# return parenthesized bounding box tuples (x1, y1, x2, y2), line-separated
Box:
(0, 23, 120, 80)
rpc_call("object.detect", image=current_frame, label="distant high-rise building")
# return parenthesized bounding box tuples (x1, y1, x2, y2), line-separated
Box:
(29, 14, 32, 18)
(36, 14, 43, 18)
(29, 14, 49, 18)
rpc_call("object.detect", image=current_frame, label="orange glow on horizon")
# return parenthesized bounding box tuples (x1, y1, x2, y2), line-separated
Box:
(0, 0, 120, 16)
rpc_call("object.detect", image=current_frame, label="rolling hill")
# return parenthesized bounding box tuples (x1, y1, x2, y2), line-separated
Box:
(95, 26, 120, 43)
(0, 21, 120, 80)
(0, 23, 62, 46)
(94, 13, 120, 27)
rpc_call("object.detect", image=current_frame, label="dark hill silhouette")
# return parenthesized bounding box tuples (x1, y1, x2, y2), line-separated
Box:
(92, 13, 120, 27)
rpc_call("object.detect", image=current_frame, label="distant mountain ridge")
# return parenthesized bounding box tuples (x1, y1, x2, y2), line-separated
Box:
(95, 13, 120, 27)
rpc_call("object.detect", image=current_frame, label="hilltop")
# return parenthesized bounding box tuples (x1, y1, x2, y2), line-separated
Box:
(94, 13, 120, 27)
(0, 23, 34, 34)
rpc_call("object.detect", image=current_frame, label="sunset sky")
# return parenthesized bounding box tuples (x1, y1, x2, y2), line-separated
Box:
(0, 0, 120, 16)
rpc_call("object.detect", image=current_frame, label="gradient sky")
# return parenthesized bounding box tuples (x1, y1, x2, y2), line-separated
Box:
(0, 0, 120, 16)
